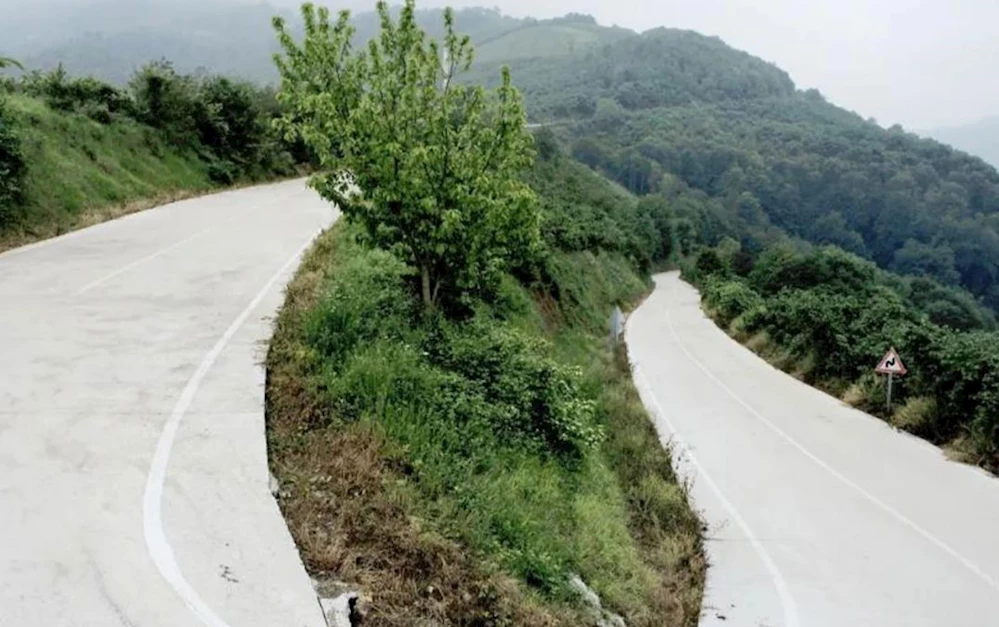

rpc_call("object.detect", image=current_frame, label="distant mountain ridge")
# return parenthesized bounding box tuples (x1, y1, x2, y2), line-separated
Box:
(3, 1, 630, 85)
(925, 117, 999, 168)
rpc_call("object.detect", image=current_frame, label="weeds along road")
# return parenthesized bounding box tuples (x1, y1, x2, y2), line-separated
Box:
(628, 272, 999, 627)
(0, 180, 334, 626)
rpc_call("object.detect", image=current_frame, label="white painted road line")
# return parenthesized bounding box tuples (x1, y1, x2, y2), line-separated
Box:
(142, 234, 317, 627)
(0, 179, 333, 627)
(76, 226, 215, 294)
(633, 366, 800, 627)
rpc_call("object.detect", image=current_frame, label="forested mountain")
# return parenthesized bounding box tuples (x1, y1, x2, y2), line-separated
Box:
(470, 28, 999, 310)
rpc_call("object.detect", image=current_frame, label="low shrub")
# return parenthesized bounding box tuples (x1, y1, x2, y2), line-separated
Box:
(702, 278, 764, 327)
(305, 245, 415, 366)
(426, 317, 603, 458)
(890, 396, 937, 434)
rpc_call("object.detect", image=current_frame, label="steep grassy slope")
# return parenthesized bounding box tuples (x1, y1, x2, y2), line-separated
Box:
(265, 148, 706, 625)
(1, 94, 212, 247)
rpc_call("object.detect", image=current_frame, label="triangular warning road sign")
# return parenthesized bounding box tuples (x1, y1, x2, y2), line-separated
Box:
(875, 347, 907, 376)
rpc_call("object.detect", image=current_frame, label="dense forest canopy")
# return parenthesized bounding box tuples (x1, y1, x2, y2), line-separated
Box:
(464, 27, 999, 310)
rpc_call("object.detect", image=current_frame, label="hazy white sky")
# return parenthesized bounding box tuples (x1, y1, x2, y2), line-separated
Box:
(409, 0, 999, 129)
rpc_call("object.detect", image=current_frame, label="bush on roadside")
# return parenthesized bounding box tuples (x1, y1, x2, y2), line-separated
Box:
(0, 97, 25, 228)
(702, 278, 764, 327)
(305, 245, 416, 367)
(19, 66, 135, 122)
(693, 234, 999, 470)
(426, 317, 603, 458)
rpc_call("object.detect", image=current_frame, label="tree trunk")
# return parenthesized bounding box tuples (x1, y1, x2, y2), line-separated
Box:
(421, 264, 433, 310)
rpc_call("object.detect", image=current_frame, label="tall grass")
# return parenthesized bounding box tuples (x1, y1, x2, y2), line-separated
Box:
(266, 222, 705, 626)
(0, 95, 212, 249)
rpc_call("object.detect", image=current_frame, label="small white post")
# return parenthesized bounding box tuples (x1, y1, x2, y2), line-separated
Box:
(886, 372, 894, 414)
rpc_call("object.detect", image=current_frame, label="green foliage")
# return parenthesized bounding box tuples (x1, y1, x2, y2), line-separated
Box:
(890, 239, 960, 285)
(427, 317, 603, 457)
(904, 276, 996, 331)
(749, 245, 878, 297)
(0, 94, 212, 240)
(0, 97, 25, 228)
(931, 332, 999, 465)
(1, 58, 307, 238)
(274, 1, 541, 311)
(694, 249, 726, 279)
(482, 26, 999, 311)
(693, 236, 999, 469)
(129, 61, 199, 145)
(466, 27, 794, 118)
(305, 244, 416, 366)
(703, 279, 764, 327)
(19, 65, 134, 122)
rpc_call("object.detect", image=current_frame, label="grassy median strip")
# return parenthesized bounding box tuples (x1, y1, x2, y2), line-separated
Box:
(265, 222, 705, 626)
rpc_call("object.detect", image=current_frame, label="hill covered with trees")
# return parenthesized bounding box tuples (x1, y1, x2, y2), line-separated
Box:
(466, 27, 999, 312)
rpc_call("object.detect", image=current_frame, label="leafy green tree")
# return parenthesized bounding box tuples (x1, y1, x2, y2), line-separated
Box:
(273, 0, 541, 311)
(0, 57, 23, 70)
(695, 248, 726, 278)
(193, 77, 266, 173)
(890, 239, 961, 285)
(129, 61, 199, 146)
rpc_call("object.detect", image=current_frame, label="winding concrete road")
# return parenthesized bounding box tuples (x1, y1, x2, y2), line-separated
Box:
(0, 180, 334, 627)
(627, 272, 999, 627)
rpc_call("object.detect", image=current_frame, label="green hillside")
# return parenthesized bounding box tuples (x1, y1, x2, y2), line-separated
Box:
(0, 64, 300, 248)
(477, 27, 999, 311)
(473, 14, 632, 64)
(468, 27, 795, 116)
(0, 94, 211, 246)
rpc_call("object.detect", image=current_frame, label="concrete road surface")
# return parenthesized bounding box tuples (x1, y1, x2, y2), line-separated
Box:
(627, 272, 999, 627)
(0, 180, 335, 627)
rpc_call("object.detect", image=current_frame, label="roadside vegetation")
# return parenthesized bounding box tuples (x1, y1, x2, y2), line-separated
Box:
(684, 241, 999, 471)
(266, 2, 704, 624)
(0, 61, 307, 249)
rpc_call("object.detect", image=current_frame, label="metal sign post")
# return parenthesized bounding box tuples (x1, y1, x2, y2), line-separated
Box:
(888, 372, 895, 415)
(875, 347, 907, 414)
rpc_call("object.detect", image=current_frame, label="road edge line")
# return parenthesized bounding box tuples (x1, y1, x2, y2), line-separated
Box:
(661, 274, 999, 597)
(627, 282, 801, 627)
(141, 233, 318, 627)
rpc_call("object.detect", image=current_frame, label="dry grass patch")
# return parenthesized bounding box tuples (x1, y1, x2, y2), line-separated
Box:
(890, 396, 936, 433)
